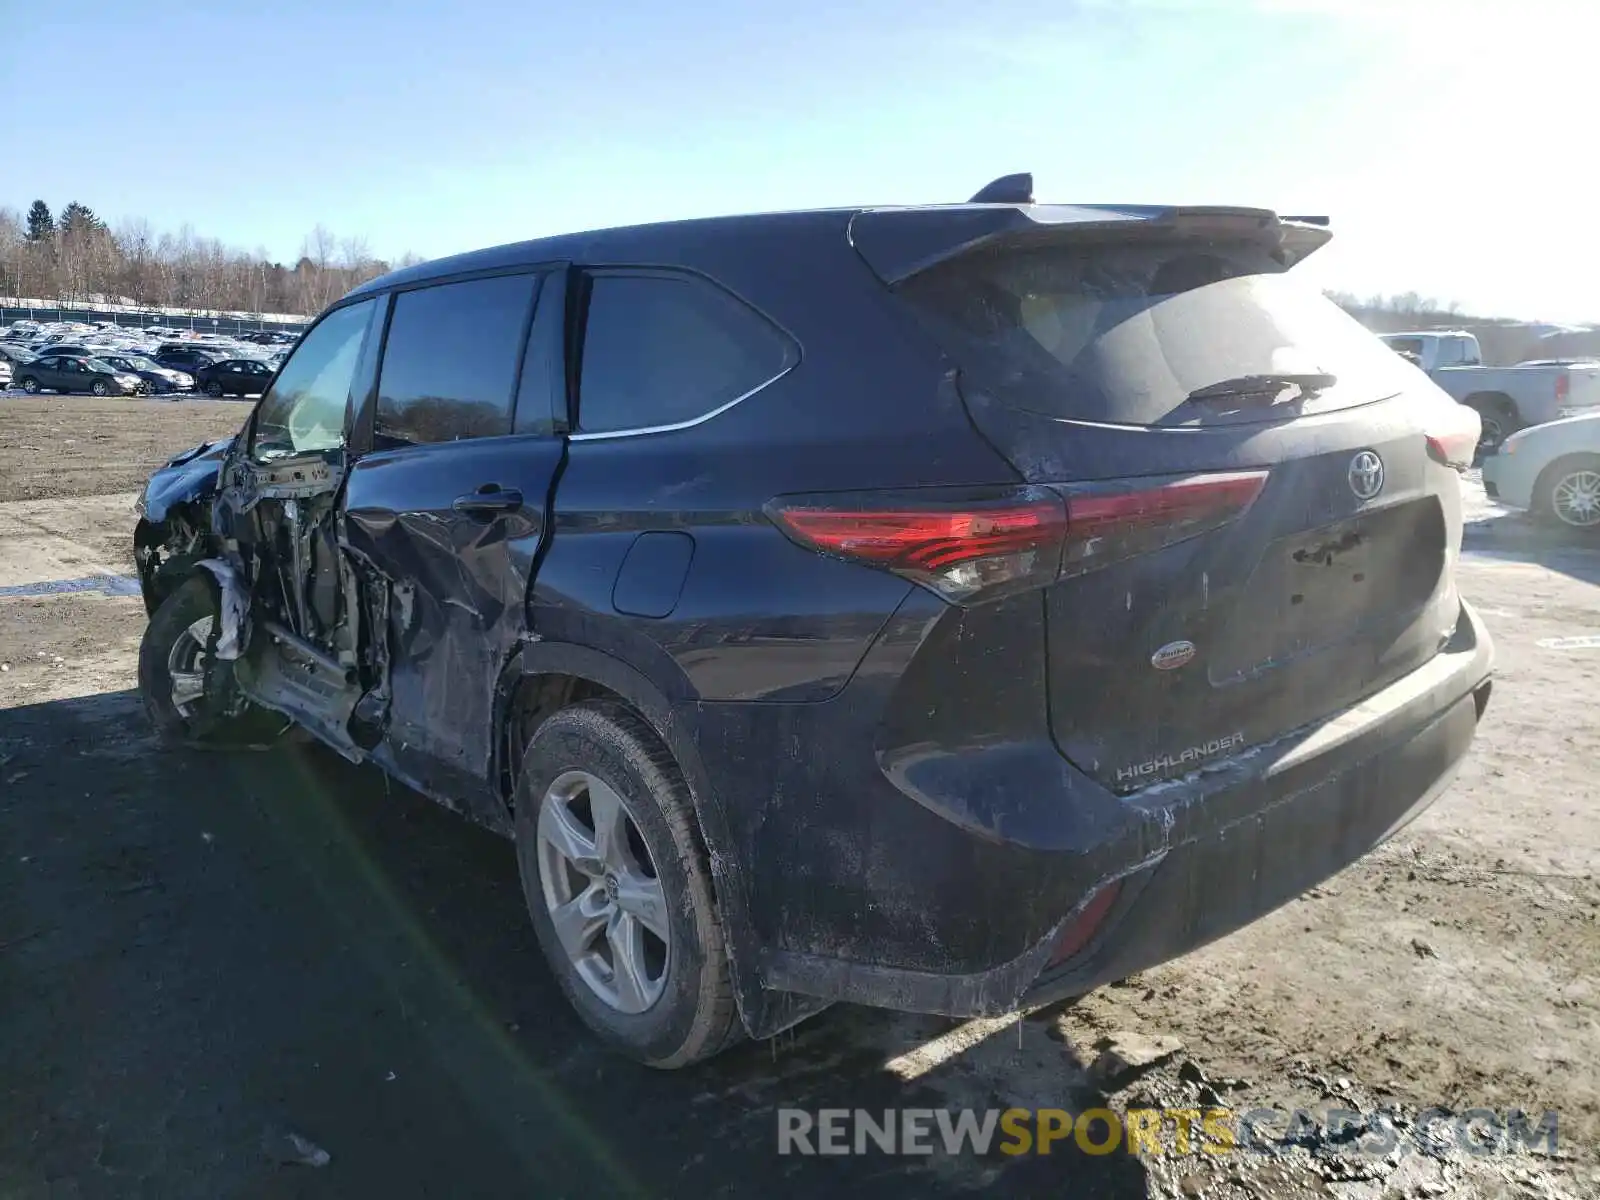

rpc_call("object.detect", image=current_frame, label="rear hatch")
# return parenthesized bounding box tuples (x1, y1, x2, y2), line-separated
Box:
(853, 205, 1473, 792)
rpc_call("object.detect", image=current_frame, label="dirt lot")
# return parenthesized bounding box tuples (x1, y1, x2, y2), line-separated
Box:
(0, 395, 247, 503)
(2, 395, 1597, 1198)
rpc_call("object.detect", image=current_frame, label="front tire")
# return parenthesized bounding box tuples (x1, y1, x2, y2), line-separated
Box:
(19, 376, 39, 394)
(91, 380, 110, 396)
(204, 380, 224, 398)
(137, 575, 287, 748)
(1537, 454, 1600, 530)
(514, 702, 741, 1068)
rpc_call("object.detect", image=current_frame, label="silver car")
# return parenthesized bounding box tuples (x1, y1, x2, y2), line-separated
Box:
(1481, 413, 1600, 528)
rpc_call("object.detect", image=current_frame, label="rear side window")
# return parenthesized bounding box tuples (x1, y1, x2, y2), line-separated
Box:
(896, 240, 1419, 427)
(376, 273, 539, 447)
(576, 272, 794, 435)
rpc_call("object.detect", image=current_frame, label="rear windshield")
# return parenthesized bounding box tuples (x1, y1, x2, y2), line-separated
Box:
(896, 239, 1418, 426)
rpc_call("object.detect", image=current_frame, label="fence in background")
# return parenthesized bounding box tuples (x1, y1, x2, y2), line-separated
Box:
(1, 305, 307, 337)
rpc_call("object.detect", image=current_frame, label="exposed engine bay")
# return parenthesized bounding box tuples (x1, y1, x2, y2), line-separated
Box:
(136, 446, 384, 762)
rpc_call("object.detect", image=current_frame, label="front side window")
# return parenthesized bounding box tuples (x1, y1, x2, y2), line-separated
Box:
(374, 273, 539, 447)
(251, 298, 375, 460)
(576, 272, 795, 435)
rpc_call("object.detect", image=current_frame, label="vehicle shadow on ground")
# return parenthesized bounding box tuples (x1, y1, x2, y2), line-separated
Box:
(1463, 514, 1600, 586)
(0, 689, 1152, 1199)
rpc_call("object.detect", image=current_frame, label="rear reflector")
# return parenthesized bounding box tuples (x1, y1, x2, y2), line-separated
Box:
(1046, 881, 1122, 968)
(767, 471, 1266, 603)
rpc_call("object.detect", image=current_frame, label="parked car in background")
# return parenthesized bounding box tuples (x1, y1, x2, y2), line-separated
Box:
(96, 353, 195, 395)
(193, 357, 273, 398)
(0, 345, 37, 370)
(131, 184, 1491, 1066)
(1482, 412, 1600, 529)
(14, 354, 144, 396)
(154, 346, 228, 376)
(1381, 331, 1600, 451)
(28, 344, 96, 359)
(0, 359, 11, 388)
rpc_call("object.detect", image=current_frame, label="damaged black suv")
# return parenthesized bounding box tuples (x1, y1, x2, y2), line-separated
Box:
(133, 177, 1493, 1067)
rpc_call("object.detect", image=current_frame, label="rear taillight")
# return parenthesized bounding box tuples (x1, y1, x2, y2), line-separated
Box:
(1057, 471, 1267, 577)
(1556, 371, 1570, 403)
(767, 471, 1267, 603)
(1425, 404, 1480, 470)
(767, 486, 1068, 602)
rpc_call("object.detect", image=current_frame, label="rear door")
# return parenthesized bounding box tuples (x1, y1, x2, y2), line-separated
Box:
(860, 209, 1476, 792)
(341, 267, 566, 815)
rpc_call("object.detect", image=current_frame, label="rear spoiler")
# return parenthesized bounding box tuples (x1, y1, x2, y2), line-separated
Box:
(849, 203, 1333, 284)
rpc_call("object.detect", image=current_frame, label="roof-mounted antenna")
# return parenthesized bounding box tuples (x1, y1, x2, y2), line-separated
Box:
(968, 173, 1034, 204)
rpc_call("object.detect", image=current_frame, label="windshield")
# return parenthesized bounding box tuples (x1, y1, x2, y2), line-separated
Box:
(84, 358, 121, 373)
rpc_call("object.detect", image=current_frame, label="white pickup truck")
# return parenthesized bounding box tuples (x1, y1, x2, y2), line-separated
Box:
(1379, 330, 1600, 450)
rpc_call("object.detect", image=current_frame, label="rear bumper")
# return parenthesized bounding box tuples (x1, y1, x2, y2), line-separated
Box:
(754, 600, 1493, 1017)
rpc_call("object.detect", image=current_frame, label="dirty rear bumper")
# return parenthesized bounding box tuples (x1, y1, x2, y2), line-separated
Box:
(751, 600, 1493, 1017)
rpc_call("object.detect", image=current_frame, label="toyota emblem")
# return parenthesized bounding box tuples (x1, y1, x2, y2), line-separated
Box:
(1348, 450, 1384, 501)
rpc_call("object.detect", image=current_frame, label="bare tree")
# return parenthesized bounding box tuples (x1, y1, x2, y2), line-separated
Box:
(0, 206, 393, 317)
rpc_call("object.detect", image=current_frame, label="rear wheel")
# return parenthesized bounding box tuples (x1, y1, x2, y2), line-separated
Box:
(514, 702, 741, 1067)
(204, 380, 224, 398)
(1468, 397, 1521, 454)
(19, 376, 39, 394)
(1537, 455, 1600, 529)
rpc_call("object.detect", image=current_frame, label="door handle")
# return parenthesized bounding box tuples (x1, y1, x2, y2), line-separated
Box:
(452, 487, 523, 515)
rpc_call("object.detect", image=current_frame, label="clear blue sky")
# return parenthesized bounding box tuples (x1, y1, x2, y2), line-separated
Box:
(4, 0, 1592, 321)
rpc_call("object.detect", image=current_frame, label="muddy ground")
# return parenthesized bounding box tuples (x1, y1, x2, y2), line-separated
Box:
(1, 394, 1597, 1198)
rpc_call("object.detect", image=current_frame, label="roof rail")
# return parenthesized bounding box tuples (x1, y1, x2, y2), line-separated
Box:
(1281, 214, 1331, 226)
(968, 173, 1034, 204)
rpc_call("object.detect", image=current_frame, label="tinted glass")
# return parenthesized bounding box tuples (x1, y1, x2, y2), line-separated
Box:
(252, 299, 374, 459)
(896, 239, 1418, 427)
(375, 273, 538, 446)
(577, 273, 794, 434)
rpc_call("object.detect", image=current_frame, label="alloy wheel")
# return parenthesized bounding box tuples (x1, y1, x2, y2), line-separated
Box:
(535, 769, 670, 1014)
(166, 615, 216, 718)
(1552, 469, 1600, 528)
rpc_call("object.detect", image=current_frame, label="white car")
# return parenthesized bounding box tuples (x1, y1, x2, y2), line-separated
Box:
(1481, 412, 1600, 529)
(0, 359, 11, 388)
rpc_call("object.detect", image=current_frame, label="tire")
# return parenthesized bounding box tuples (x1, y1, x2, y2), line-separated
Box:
(137, 574, 288, 748)
(1534, 454, 1600, 530)
(92, 380, 110, 396)
(204, 380, 224, 398)
(514, 701, 741, 1068)
(19, 376, 39, 394)
(1467, 396, 1521, 455)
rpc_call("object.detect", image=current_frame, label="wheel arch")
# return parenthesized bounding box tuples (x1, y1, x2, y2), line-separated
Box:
(1532, 451, 1600, 522)
(493, 639, 788, 1037)
(1462, 390, 1519, 418)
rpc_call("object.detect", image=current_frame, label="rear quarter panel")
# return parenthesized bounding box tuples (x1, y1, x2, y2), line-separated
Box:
(1434, 365, 1559, 423)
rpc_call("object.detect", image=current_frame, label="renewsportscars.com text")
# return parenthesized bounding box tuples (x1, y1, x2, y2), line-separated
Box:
(776, 1107, 1559, 1158)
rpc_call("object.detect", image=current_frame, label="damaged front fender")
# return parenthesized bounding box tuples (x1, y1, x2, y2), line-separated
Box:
(195, 558, 248, 660)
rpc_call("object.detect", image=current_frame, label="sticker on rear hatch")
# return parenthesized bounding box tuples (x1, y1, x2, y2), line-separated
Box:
(1150, 640, 1197, 670)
